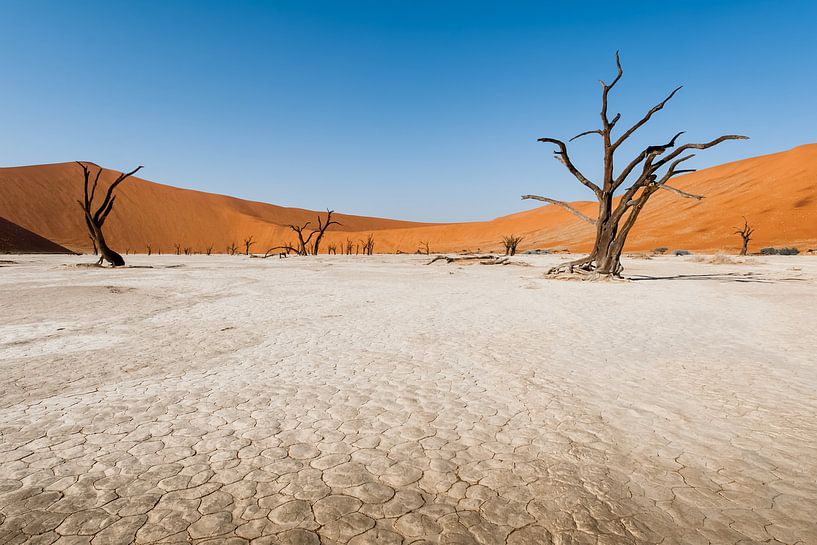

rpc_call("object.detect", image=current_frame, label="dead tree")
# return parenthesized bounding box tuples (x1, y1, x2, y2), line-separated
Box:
(174, 243, 181, 255)
(244, 236, 256, 255)
(734, 217, 754, 256)
(183, 247, 192, 255)
(205, 244, 214, 256)
(227, 242, 238, 255)
(146, 243, 152, 256)
(312, 210, 342, 255)
(345, 238, 354, 255)
(419, 241, 431, 255)
(76, 162, 143, 267)
(289, 222, 316, 256)
(522, 52, 747, 278)
(327, 243, 338, 255)
(502, 235, 523, 256)
(361, 234, 375, 255)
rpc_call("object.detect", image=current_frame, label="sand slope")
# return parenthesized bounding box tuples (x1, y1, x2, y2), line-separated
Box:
(0, 216, 73, 254)
(1, 144, 816, 254)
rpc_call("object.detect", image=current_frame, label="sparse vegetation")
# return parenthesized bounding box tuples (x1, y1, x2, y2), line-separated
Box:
(654, 247, 668, 254)
(673, 249, 691, 256)
(760, 247, 800, 255)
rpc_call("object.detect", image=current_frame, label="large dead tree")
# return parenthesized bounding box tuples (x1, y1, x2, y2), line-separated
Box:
(311, 210, 341, 255)
(77, 162, 143, 267)
(522, 53, 747, 278)
(734, 217, 754, 256)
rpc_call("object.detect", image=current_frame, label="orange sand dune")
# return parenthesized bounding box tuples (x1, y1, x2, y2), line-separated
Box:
(1, 144, 816, 255)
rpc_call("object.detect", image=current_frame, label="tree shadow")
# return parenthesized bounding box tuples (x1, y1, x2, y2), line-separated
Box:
(628, 272, 779, 283)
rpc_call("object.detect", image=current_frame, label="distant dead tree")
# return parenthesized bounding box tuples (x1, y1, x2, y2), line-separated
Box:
(205, 244, 214, 256)
(146, 243, 152, 256)
(289, 222, 315, 256)
(311, 209, 342, 255)
(183, 247, 192, 255)
(522, 52, 747, 278)
(174, 243, 181, 255)
(244, 236, 256, 255)
(327, 243, 338, 255)
(734, 217, 755, 256)
(345, 238, 354, 255)
(76, 161, 143, 267)
(419, 241, 431, 255)
(227, 242, 238, 255)
(361, 234, 375, 255)
(502, 235, 524, 256)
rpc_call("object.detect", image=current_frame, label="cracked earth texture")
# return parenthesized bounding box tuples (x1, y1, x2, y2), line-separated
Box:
(1, 254, 815, 545)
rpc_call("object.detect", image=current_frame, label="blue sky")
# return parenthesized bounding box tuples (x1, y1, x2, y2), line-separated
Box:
(1, 1, 815, 222)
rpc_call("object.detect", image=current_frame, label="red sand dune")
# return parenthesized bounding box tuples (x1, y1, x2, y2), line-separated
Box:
(1, 145, 816, 255)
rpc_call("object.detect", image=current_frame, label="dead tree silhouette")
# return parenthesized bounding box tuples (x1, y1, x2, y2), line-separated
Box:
(312, 210, 341, 255)
(289, 222, 315, 255)
(734, 217, 755, 256)
(361, 234, 375, 255)
(522, 52, 747, 278)
(76, 162, 143, 267)
(227, 242, 238, 255)
(502, 235, 524, 256)
(244, 236, 256, 255)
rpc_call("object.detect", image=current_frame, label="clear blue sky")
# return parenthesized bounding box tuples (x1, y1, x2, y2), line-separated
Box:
(1, 1, 815, 222)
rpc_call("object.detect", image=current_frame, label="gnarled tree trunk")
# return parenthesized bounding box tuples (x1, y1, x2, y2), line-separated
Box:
(77, 162, 143, 267)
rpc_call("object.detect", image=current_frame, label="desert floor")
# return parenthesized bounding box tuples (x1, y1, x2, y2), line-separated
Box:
(1, 254, 816, 545)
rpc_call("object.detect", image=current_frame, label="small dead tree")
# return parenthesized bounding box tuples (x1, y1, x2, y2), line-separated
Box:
(146, 243, 152, 256)
(174, 243, 181, 255)
(361, 234, 375, 255)
(289, 222, 316, 256)
(227, 242, 238, 255)
(312, 210, 342, 255)
(522, 52, 747, 278)
(502, 235, 524, 256)
(345, 238, 354, 255)
(183, 247, 192, 256)
(76, 162, 143, 267)
(244, 236, 256, 255)
(327, 243, 338, 255)
(734, 217, 755, 256)
(419, 241, 431, 255)
(205, 244, 214, 256)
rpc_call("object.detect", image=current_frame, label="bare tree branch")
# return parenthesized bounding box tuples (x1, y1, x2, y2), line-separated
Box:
(521, 194, 596, 224)
(536, 138, 601, 197)
(612, 86, 683, 149)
